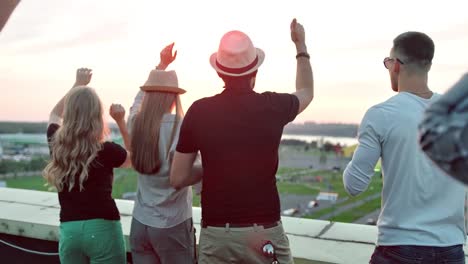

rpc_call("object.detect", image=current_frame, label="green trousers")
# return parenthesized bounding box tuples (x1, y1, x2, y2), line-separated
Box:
(59, 219, 126, 264)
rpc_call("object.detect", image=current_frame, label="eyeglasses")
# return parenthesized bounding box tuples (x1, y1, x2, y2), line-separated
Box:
(383, 57, 405, 69)
(262, 241, 280, 264)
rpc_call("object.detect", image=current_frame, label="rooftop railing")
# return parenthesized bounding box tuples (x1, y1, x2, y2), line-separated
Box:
(1, 188, 467, 263)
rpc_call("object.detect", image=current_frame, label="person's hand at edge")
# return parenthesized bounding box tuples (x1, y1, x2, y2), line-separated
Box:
(290, 18, 307, 53)
(157, 43, 177, 70)
(73, 68, 92, 87)
(110, 104, 126, 123)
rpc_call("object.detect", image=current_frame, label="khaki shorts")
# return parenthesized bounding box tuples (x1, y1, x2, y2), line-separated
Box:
(198, 221, 293, 264)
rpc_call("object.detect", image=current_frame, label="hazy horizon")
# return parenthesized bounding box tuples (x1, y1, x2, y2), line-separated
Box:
(0, 119, 360, 126)
(1, 0, 468, 124)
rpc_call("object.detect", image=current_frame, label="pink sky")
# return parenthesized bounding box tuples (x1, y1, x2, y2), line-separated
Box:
(1, 0, 467, 124)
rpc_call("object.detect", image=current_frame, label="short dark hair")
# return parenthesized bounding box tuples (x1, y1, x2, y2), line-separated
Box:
(218, 70, 258, 89)
(393, 32, 434, 67)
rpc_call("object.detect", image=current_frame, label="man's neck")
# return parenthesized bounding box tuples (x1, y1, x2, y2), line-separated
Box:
(398, 74, 433, 99)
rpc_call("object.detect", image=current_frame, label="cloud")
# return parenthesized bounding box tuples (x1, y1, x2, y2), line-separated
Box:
(0, 0, 130, 54)
(4, 21, 129, 54)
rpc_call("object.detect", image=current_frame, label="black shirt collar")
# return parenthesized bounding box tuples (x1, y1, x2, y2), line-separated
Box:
(221, 86, 255, 95)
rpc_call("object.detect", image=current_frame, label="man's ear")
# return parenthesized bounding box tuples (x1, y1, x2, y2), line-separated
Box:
(394, 61, 401, 74)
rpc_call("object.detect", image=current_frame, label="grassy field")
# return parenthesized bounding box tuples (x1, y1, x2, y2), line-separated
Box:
(329, 197, 381, 222)
(5, 168, 320, 207)
(277, 182, 318, 195)
(303, 173, 382, 220)
(3, 142, 382, 225)
(5, 167, 382, 224)
(4, 174, 51, 192)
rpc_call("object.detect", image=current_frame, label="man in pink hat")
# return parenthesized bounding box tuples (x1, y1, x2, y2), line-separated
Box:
(170, 19, 313, 263)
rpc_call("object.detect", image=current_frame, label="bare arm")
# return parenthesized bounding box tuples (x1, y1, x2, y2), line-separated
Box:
(170, 151, 203, 189)
(128, 43, 177, 129)
(290, 19, 314, 114)
(110, 104, 132, 168)
(49, 68, 92, 124)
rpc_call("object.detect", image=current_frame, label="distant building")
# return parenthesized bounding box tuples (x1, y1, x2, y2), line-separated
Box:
(282, 208, 299, 216)
(316, 192, 339, 202)
(24, 145, 49, 156)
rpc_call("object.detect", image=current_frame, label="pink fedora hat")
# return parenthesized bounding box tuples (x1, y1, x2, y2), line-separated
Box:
(140, 70, 186, 94)
(209, 30, 265, 77)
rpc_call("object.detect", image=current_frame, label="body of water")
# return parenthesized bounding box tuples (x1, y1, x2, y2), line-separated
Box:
(281, 134, 357, 147)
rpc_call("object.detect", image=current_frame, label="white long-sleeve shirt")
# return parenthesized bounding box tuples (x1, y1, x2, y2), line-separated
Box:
(344, 92, 466, 246)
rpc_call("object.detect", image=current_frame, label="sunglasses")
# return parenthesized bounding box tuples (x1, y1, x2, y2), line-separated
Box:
(383, 57, 405, 69)
(262, 241, 280, 264)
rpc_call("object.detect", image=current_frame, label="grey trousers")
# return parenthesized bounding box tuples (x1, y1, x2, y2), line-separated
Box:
(130, 217, 196, 264)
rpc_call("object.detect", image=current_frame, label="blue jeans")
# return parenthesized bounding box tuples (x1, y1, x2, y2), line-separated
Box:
(370, 245, 465, 264)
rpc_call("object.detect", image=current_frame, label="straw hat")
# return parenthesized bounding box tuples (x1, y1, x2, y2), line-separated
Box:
(210, 30, 265, 77)
(140, 70, 186, 94)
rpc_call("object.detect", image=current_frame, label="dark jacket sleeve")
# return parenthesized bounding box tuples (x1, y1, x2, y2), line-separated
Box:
(419, 73, 468, 184)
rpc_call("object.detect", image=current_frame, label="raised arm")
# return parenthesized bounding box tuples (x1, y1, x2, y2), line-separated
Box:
(110, 104, 132, 168)
(128, 43, 178, 128)
(49, 68, 92, 124)
(290, 19, 314, 114)
(157, 42, 177, 70)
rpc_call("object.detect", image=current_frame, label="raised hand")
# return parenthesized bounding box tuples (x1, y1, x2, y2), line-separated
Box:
(157, 43, 177, 70)
(74, 68, 92, 87)
(290, 18, 306, 47)
(110, 104, 126, 122)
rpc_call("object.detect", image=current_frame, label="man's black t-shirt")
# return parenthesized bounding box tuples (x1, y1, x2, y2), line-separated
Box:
(176, 87, 299, 224)
(47, 124, 127, 222)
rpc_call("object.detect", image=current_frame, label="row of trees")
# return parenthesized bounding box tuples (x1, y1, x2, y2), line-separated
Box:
(284, 122, 358, 138)
(0, 122, 48, 134)
(0, 157, 48, 174)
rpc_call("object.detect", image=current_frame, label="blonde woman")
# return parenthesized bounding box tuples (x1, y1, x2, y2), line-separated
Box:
(124, 44, 200, 264)
(43, 68, 131, 264)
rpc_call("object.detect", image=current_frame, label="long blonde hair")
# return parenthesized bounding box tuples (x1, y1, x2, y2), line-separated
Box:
(131, 92, 183, 175)
(43, 86, 108, 191)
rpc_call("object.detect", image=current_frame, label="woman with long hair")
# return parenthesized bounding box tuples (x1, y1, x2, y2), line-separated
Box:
(125, 44, 201, 264)
(43, 68, 131, 264)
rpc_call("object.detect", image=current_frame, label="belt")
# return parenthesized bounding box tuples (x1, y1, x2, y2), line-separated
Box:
(201, 220, 280, 229)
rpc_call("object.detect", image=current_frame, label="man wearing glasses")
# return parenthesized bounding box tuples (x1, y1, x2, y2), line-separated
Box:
(343, 32, 466, 263)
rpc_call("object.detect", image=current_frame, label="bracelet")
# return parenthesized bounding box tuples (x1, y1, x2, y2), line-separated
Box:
(296, 52, 310, 59)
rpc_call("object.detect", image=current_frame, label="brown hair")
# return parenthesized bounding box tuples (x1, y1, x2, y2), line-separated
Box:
(130, 92, 182, 174)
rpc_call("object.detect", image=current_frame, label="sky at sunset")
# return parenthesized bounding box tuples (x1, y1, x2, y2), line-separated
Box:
(1, 0, 467, 124)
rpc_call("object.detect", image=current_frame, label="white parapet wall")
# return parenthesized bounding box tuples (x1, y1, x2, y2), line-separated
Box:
(0, 188, 467, 264)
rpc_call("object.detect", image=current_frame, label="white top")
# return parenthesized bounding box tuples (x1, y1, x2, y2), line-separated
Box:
(128, 91, 192, 228)
(344, 92, 466, 246)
